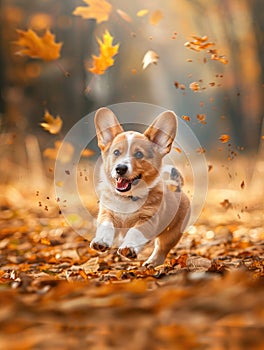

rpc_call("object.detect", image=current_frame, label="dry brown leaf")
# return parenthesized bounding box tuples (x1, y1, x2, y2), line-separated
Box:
(80, 257, 100, 274)
(219, 134, 230, 143)
(73, 0, 112, 23)
(182, 115, 191, 122)
(142, 50, 159, 69)
(40, 110, 62, 135)
(196, 114, 207, 124)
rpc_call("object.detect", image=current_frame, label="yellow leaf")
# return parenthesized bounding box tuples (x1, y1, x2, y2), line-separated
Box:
(73, 0, 112, 24)
(89, 30, 119, 75)
(137, 9, 149, 17)
(149, 10, 163, 25)
(15, 29, 62, 61)
(142, 50, 159, 69)
(40, 110, 62, 134)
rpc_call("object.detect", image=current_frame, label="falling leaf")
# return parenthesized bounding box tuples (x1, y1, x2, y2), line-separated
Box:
(240, 180, 245, 189)
(15, 29, 62, 61)
(185, 35, 228, 65)
(196, 114, 207, 124)
(40, 110, 62, 135)
(182, 115, 191, 122)
(174, 82, 186, 90)
(116, 9, 132, 23)
(211, 53, 229, 65)
(208, 165, 213, 172)
(184, 35, 214, 52)
(142, 50, 159, 69)
(73, 0, 112, 23)
(219, 134, 230, 143)
(149, 10, 163, 25)
(173, 147, 182, 153)
(189, 82, 200, 92)
(89, 30, 119, 75)
(137, 9, 149, 17)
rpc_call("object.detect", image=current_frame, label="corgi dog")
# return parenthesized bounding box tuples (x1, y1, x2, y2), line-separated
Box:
(90, 107, 190, 267)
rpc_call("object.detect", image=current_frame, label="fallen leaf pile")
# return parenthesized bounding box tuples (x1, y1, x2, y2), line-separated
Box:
(0, 174, 263, 349)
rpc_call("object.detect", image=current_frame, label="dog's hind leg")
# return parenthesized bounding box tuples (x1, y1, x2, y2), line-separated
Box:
(143, 193, 190, 267)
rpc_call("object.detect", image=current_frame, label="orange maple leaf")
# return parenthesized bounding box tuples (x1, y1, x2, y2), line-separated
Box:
(219, 134, 230, 143)
(73, 0, 112, 23)
(89, 31, 119, 75)
(40, 110, 63, 134)
(15, 29, 62, 61)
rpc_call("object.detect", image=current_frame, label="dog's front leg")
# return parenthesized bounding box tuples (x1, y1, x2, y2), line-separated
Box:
(118, 228, 149, 259)
(90, 221, 115, 252)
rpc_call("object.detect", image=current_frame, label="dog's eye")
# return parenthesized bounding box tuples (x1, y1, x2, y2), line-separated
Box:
(134, 151, 144, 159)
(113, 149, 121, 157)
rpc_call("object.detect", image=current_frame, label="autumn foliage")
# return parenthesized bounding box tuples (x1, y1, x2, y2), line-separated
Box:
(88, 30, 119, 75)
(2, 1, 264, 349)
(15, 29, 62, 61)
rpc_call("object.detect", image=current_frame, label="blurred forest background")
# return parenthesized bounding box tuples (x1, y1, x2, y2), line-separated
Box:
(0, 0, 263, 186)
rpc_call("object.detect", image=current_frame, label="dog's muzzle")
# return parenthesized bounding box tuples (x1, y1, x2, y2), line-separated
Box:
(115, 174, 142, 192)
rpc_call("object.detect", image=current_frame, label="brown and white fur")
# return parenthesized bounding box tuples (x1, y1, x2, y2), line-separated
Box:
(90, 107, 190, 267)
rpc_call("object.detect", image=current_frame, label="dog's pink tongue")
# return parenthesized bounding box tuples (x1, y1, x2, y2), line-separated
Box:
(116, 178, 130, 190)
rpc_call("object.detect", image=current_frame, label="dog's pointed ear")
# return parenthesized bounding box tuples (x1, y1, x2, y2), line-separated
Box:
(94, 108, 124, 151)
(144, 111, 177, 155)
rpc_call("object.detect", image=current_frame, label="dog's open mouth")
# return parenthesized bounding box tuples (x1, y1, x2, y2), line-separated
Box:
(115, 174, 142, 192)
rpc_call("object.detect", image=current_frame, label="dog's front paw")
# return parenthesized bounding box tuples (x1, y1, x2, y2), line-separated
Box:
(90, 240, 110, 252)
(142, 255, 166, 268)
(118, 247, 137, 259)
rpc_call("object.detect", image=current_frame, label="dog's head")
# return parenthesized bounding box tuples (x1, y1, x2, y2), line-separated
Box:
(94, 107, 177, 197)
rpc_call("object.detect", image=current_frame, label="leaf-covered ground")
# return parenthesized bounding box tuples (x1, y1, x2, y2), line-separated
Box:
(0, 160, 263, 350)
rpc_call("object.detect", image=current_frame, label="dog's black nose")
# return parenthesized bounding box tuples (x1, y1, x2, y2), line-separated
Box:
(115, 164, 128, 176)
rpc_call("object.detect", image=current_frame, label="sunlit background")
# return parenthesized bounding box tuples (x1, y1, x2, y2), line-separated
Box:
(0, 0, 263, 208)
